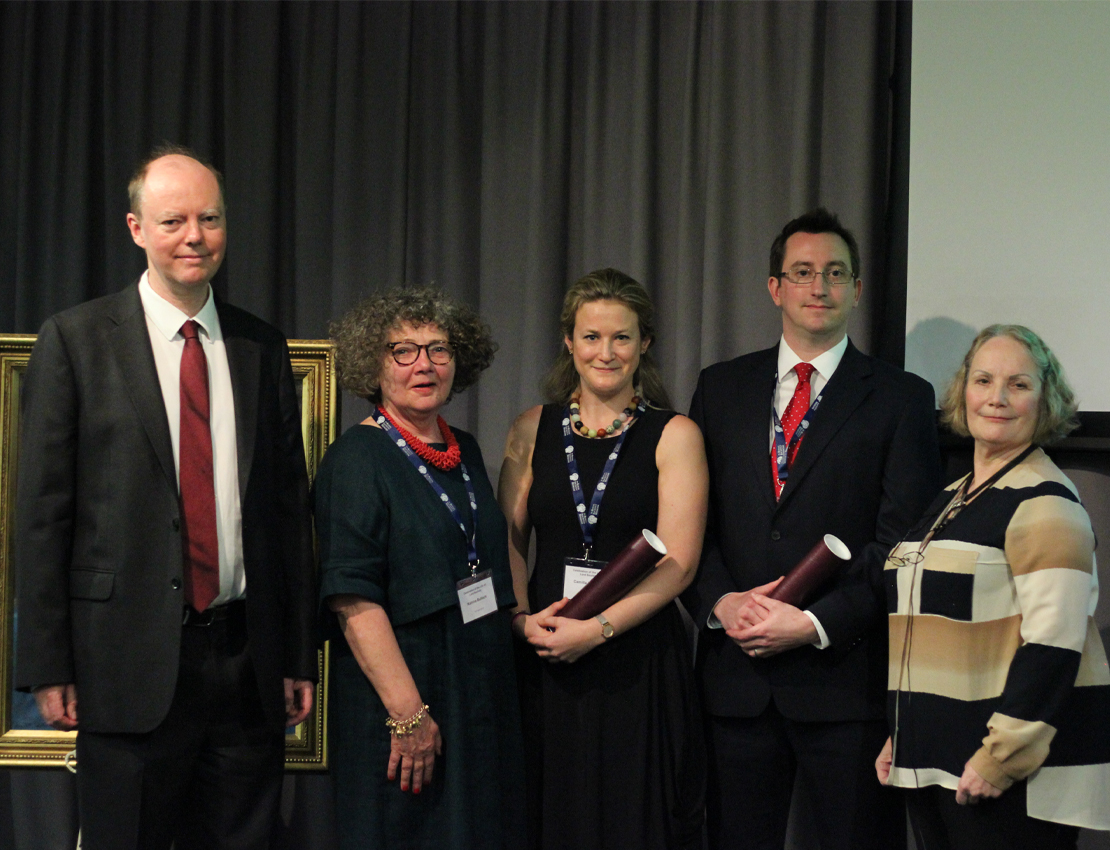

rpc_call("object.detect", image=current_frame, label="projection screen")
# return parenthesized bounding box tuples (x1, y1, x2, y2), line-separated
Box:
(905, 1, 1110, 411)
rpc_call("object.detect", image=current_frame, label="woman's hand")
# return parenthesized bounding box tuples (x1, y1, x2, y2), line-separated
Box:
(875, 736, 893, 785)
(955, 762, 1004, 805)
(513, 609, 544, 643)
(528, 598, 606, 663)
(387, 708, 443, 794)
(327, 596, 444, 794)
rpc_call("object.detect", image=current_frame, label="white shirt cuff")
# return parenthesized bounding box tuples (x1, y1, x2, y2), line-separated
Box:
(707, 593, 731, 629)
(708, 594, 828, 649)
(803, 610, 831, 649)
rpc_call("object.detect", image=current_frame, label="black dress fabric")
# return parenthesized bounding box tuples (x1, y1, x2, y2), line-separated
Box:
(519, 404, 705, 850)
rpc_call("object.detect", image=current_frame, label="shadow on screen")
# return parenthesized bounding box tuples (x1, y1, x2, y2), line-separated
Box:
(905, 317, 978, 403)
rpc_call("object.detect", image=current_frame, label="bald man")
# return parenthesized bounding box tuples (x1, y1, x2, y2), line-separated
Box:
(14, 146, 316, 850)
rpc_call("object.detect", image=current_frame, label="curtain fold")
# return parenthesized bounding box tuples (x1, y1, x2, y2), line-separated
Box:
(1, 0, 903, 466)
(0, 5, 905, 844)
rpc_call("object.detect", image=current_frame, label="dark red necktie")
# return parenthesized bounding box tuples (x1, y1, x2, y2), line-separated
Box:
(179, 320, 220, 611)
(772, 362, 815, 500)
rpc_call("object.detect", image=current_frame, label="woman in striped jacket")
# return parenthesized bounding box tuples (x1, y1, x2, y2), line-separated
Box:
(875, 325, 1110, 849)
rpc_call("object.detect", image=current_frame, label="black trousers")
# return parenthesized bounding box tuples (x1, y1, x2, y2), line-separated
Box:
(75, 605, 285, 850)
(705, 703, 904, 850)
(905, 783, 1079, 850)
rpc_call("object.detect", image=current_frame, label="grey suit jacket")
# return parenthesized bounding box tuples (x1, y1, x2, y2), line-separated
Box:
(14, 284, 315, 734)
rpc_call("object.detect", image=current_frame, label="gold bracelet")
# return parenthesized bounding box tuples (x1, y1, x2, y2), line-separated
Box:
(385, 704, 430, 737)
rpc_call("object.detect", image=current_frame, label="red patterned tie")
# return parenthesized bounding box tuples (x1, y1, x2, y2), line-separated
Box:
(772, 362, 816, 500)
(179, 320, 220, 611)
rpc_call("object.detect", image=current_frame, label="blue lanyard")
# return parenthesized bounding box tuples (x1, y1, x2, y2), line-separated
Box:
(771, 371, 823, 483)
(375, 409, 480, 573)
(560, 399, 646, 557)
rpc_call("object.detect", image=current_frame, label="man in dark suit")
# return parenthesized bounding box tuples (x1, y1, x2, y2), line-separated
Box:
(14, 146, 316, 850)
(684, 209, 942, 849)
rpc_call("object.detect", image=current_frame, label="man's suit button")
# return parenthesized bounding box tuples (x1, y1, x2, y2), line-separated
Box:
(771, 530, 781, 541)
(172, 518, 180, 531)
(171, 578, 182, 590)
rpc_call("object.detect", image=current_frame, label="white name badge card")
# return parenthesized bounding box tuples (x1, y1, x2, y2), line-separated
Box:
(456, 570, 497, 624)
(562, 557, 607, 600)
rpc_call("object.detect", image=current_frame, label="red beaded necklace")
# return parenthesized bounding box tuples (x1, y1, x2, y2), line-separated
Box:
(376, 407, 462, 471)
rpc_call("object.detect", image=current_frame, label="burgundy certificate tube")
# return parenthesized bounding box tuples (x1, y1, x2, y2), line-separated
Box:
(560, 530, 667, 620)
(766, 534, 852, 608)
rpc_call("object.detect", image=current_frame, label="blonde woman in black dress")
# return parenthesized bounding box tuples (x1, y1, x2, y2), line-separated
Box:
(498, 268, 708, 850)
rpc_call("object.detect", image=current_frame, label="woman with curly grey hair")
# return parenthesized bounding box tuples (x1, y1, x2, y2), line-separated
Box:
(316, 288, 524, 849)
(876, 324, 1110, 848)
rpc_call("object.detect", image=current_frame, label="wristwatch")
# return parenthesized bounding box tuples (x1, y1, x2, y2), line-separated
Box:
(595, 612, 615, 640)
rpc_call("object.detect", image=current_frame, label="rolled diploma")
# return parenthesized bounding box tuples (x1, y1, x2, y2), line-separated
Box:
(559, 529, 667, 620)
(765, 533, 852, 608)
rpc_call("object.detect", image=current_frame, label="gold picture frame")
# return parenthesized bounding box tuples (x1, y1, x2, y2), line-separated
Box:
(0, 335, 337, 769)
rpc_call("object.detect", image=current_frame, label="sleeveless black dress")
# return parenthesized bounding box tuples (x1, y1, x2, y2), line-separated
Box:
(518, 404, 705, 850)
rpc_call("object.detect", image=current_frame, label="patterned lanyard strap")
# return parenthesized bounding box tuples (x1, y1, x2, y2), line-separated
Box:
(932, 443, 1038, 540)
(770, 370, 823, 483)
(375, 408, 480, 573)
(560, 399, 647, 557)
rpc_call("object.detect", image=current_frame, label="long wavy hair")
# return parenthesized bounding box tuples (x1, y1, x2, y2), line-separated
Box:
(541, 268, 672, 409)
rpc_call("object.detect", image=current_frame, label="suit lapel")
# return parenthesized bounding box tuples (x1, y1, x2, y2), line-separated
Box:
(107, 287, 177, 490)
(736, 348, 779, 512)
(219, 305, 259, 502)
(777, 341, 873, 506)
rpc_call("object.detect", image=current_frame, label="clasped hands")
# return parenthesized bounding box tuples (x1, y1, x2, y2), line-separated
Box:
(713, 578, 817, 658)
(517, 598, 605, 664)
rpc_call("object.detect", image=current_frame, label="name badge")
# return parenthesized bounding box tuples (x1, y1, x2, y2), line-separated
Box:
(456, 569, 497, 624)
(563, 557, 607, 600)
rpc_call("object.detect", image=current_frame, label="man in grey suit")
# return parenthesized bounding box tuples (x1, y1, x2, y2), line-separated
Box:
(14, 146, 316, 850)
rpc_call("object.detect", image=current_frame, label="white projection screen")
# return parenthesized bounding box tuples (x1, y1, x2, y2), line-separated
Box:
(906, 1, 1110, 411)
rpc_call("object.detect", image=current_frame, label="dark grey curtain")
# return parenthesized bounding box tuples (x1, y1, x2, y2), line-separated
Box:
(1, 0, 906, 464)
(0, 2, 907, 847)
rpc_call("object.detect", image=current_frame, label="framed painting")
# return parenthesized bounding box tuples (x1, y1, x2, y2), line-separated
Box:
(0, 335, 337, 769)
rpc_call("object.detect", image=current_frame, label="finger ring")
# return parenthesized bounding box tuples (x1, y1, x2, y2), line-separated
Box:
(752, 649, 760, 657)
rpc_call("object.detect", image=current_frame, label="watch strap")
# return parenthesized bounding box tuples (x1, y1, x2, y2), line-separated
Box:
(595, 612, 615, 639)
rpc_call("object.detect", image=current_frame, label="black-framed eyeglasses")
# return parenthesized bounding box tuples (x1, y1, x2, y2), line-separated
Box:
(387, 341, 455, 366)
(778, 266, 856, 287)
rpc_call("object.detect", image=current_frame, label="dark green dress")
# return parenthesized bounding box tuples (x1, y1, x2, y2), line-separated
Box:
(316, 424, 526, 850)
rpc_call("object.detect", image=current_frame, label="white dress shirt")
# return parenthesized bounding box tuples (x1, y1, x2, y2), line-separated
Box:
(769, 334, 848, 449)
(139, 273, 246, 603)
(710, 335, 849, 649)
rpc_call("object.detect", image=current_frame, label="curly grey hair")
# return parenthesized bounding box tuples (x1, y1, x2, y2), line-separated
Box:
(330, 287, 497, 403)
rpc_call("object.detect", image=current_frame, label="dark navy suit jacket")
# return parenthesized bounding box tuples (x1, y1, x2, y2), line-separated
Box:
(683, 340, 942, 722)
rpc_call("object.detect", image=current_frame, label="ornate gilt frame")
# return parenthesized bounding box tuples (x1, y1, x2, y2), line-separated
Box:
(0, 335, 337, 769)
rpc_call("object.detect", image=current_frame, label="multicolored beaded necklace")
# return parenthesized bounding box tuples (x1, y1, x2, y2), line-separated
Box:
(375, 406, 462, 470)
(568, 394, 641, 439)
